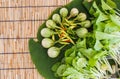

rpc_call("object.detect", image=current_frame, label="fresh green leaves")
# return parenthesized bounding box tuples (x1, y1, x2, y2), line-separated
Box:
(51, 0, 120, 78)
(88, 0, 120, 66)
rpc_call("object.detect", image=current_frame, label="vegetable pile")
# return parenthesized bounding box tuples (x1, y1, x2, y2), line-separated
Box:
(41, 7, 91, 58)
(29, 0, 120, 79)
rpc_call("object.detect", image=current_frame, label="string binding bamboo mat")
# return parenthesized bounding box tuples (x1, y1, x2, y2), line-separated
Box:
(0, 0, 71, 79)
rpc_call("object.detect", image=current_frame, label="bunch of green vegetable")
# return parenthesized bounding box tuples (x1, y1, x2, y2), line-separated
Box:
(41, 7, 91, 58)
(29, 0, 120, 79)
(89, 0, 120, 65)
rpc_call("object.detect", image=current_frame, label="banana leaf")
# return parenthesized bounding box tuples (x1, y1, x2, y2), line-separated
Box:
(29, 0, 120, 79)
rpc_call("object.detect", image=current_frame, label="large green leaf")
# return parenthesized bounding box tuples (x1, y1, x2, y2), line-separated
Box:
(29, 39, 57, 79)
(29, 0, 120, 79)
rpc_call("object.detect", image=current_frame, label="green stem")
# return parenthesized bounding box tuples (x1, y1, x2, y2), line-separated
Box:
(54, 36, 66, 44)
(69, 25, 77, 29)
(62, 17, 65, 23)
(67, 15, 72, 19)
(59, 22, 65, 29)
(52, 35, 55, 41)
(54, 39, 62, 44)
(76, 23, 82, 25)
(55, 26, 62, 29)
(73, 17, 78, 21)
(60, 44, 67, 50)
(65, 19, 77, 26)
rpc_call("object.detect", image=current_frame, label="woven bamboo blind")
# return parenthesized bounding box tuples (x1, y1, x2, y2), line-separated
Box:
(0, 0, 71, 79)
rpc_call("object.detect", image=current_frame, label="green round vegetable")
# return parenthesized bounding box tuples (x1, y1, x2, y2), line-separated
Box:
(60, 8, 68, 17)
(52, 14, 61, 24)
(76, 28, 88, 38)
(80, 20, 91, 28)
(75, 13, 87, 21)
(70, 8, 79, 18)
(46, 20, 58, 29)
(41, 38, 54, 48)
(47, 47, 60, 58)
(41, 28, 54, 37)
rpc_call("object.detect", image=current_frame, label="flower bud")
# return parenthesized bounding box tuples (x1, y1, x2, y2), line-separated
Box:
(76, 28, 88, 38)
(76, 13, 87, 21)
(47, 47, 60, 58)
(52, 14, 61, 24)
(60, 8, 68, 17)
(46, 20, 58, 29)
(70, 8, 79, 18)
(41, 28, 54, 37)
(41, 38, 54, 48)
(80, 20, 91, 28)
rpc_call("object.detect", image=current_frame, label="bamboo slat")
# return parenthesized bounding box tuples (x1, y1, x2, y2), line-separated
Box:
(0, 0, 71, 79)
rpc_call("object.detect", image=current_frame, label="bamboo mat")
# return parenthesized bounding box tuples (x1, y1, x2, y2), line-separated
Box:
(0, 0, 71, 79)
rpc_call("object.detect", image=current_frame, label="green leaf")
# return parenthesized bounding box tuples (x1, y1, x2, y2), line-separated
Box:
(65, 46, 75, 57)
(76, 38, 86, 48)
(51, 62, 61, 72)
(93, 51, 107, 59)
(89, 58, 97, 67)
(106, 0, 117, 8)
(101, 0, 113, 11)
(110, 14, 120, 26)
(94, 40, 103, 51)
(65, 57, 74, 64)
(63, 67, 79, 76)
(95, 31, 120, 40)
(96, 13, 108, 24)
(95, 22, 105, 32)
(104, 22, 120, 33)
(89, 51, 107, 67)
(29, 39, 57, 79)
